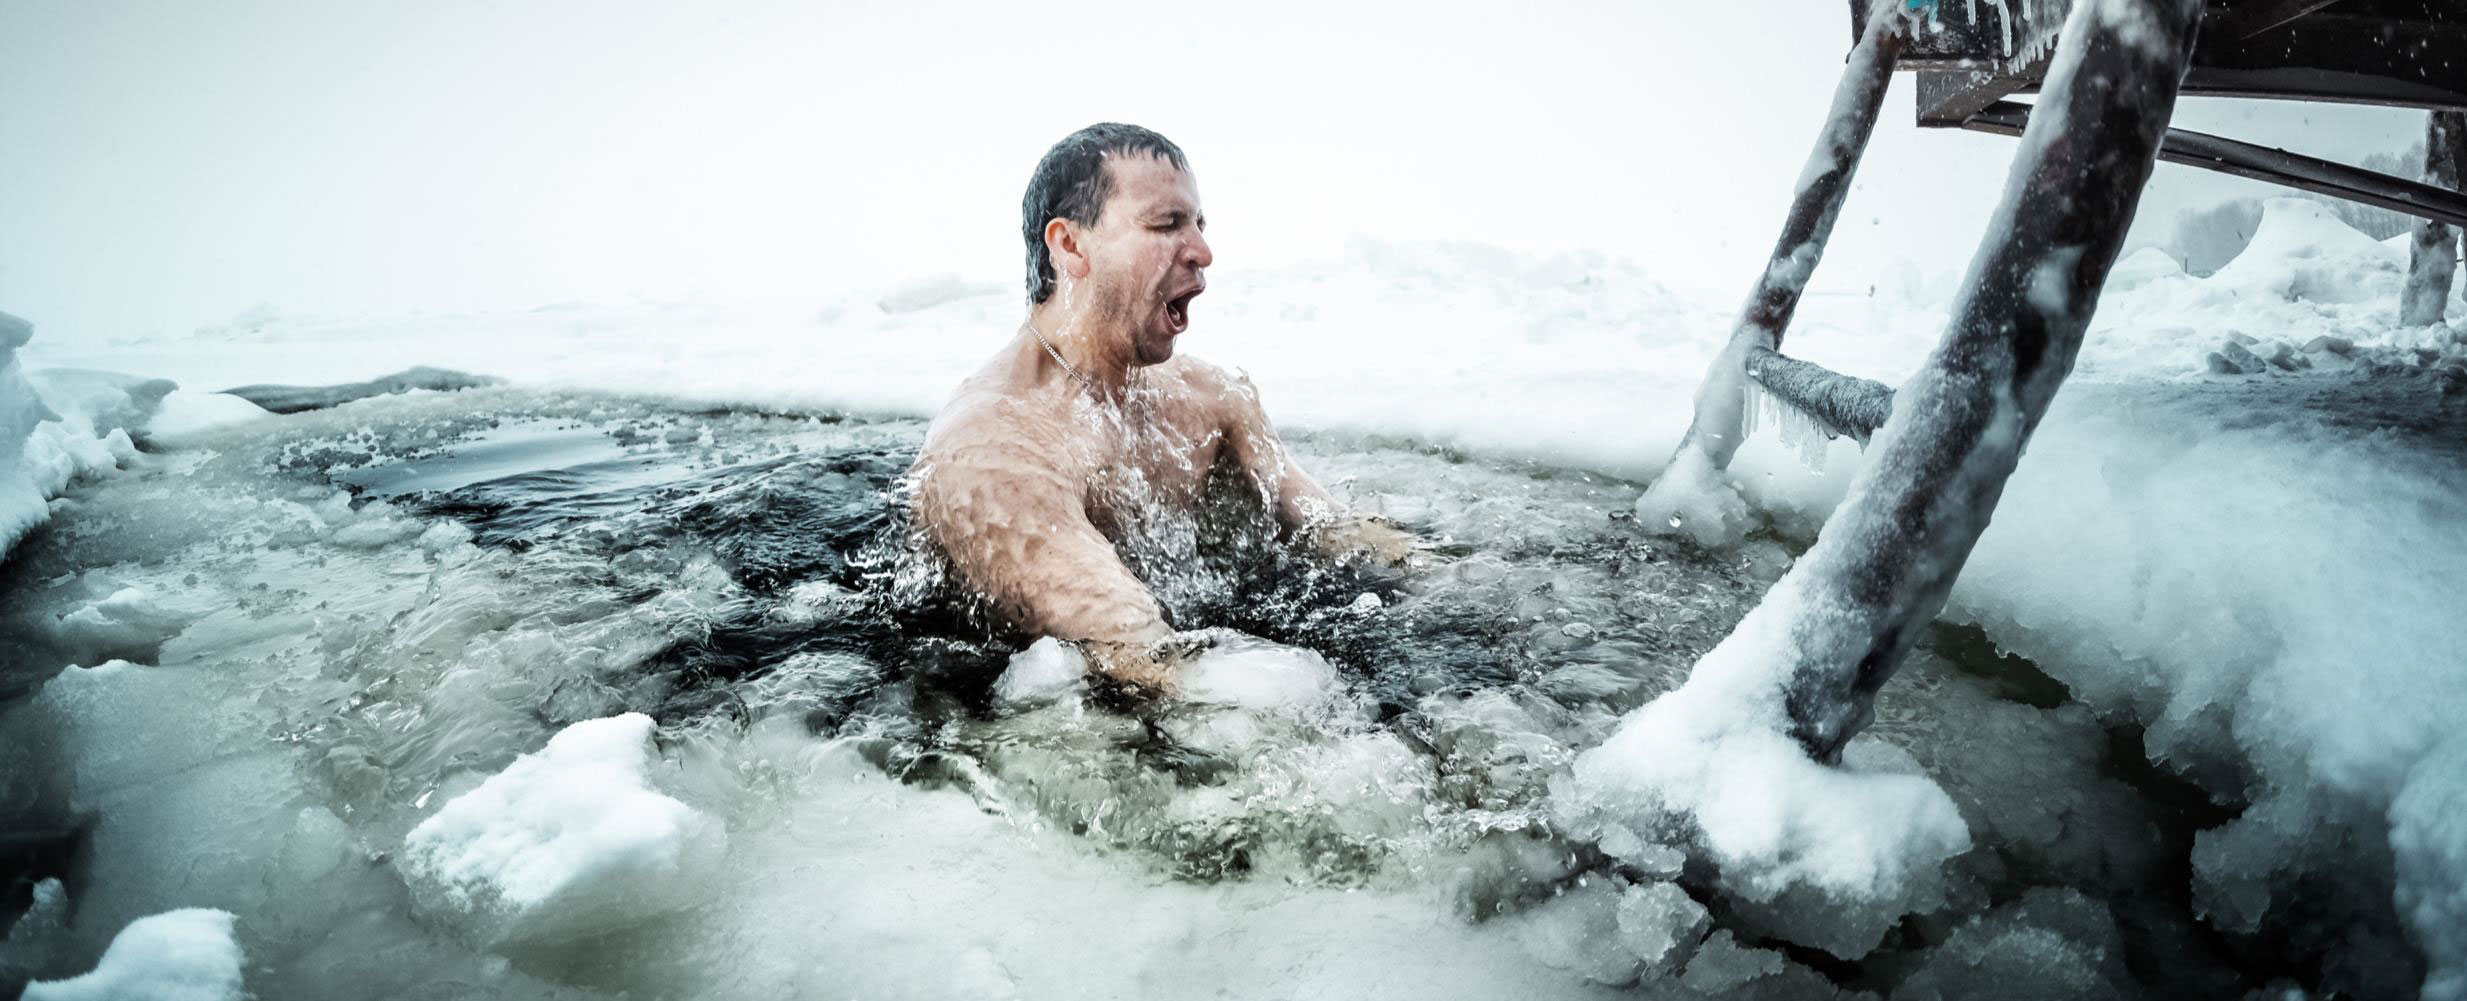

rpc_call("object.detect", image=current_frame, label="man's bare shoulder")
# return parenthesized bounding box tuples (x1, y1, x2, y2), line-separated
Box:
(1150, 354, 1263, 420)
(919, 347, 1077, 492)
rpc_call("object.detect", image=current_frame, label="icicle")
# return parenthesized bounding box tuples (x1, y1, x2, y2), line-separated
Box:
(1743, 379, 1836, 473)
(1986, 0, 2014, 59)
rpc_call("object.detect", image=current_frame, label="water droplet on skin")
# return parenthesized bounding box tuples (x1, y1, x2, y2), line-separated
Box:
(1667, 515, 1684, 529)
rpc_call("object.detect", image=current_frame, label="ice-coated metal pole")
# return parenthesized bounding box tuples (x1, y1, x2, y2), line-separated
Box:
(1652, 0, 1906, 477)
(2401, 111, 2465, 328)
(1775, 0, 2206, 761)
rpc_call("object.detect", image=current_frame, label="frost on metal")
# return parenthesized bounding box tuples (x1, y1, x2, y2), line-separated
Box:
(1770, 0, 2205, 762)
(1581, 0, 2202, 962)
(1743, 346, 1895, 453)
(2401, 111, 2464, 328)
(1638, 0, 1907, 538)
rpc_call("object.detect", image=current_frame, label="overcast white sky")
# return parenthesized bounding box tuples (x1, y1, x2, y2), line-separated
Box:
(0, 0, 2426, 342)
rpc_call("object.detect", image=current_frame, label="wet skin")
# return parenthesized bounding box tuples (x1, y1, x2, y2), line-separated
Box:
(912, 153, 1412, 687)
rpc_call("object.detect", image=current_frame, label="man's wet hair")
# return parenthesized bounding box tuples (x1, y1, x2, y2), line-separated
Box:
(1022, 123, 1189, 305)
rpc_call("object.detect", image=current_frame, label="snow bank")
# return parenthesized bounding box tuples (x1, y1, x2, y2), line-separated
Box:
(1, 313, 257, 563)
(1, 309, 65, 556)
(2211, 197, 2407, 305)
(20, 909, 245, 1001)
(397, 712, 727, 945)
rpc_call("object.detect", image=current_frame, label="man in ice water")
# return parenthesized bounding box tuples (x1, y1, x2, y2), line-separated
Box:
(913, 123, 1413, 688)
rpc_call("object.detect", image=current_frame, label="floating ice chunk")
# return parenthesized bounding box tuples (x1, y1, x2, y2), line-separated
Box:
(1504, 880, 1639, 986)
(326, 516, 421, 549)
(397, 713, 726, 945)
(21, 908, 245, 1001)
(1633, 446, 1752, 549)
(995, 637, 1088, 706)
(1677, 928, 1783, 994)
(1614, 880, 1710, 977)
(415, 520, 475, 553)
(1176, 636, 1342, 710)
(1894, 888, 2129, 1001)
(51, 587, 194, 665)
(766, 577, 863, 625)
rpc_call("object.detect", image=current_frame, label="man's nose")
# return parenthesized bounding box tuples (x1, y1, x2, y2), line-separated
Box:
(1185, 229, 1213, 270)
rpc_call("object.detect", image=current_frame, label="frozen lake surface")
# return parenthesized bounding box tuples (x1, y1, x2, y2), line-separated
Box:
(0, 386, 2356, 999)
(4, 198, 2465, 998)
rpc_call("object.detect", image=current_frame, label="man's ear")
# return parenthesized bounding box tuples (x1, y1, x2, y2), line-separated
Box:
(1046, 218, 1092, 281)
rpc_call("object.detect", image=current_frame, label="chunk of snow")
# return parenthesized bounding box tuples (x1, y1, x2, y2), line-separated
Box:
(21, 908, 245, 1001)
(1556, 592, 1969, 959)
(995, 637, 1087, 706)
(397, 713, 726, 945)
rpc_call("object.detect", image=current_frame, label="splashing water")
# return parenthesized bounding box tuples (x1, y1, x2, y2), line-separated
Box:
(0, 386, 2333, 998)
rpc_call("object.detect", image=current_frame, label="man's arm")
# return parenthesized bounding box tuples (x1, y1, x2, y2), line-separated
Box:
(913, 417, 1178, 685)
(1216, 371, 1416, 565)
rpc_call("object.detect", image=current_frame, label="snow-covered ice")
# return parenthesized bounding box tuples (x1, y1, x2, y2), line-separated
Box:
(397, 713, 727, 946)
(1, 194, 2463, 997)
(1557, 587, 1972, 959)
(20, 908, 245, 1001)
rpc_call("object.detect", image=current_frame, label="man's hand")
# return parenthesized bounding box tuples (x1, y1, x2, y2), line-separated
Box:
(1311, 516, 1423, 570)
(1078, 630, 1221, 694)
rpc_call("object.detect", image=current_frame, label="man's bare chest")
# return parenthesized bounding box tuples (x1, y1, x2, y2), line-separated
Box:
(1073, 406, 1233, 513)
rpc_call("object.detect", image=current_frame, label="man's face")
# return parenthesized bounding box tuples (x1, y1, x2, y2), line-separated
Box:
(1075, 154, 1211, 365)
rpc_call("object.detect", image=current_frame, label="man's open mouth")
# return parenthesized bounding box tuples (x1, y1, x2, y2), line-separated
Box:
(1164, 287, 1201, 332)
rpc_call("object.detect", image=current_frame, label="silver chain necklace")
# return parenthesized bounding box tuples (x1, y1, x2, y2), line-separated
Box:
(1024, 320, 1108, 399)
